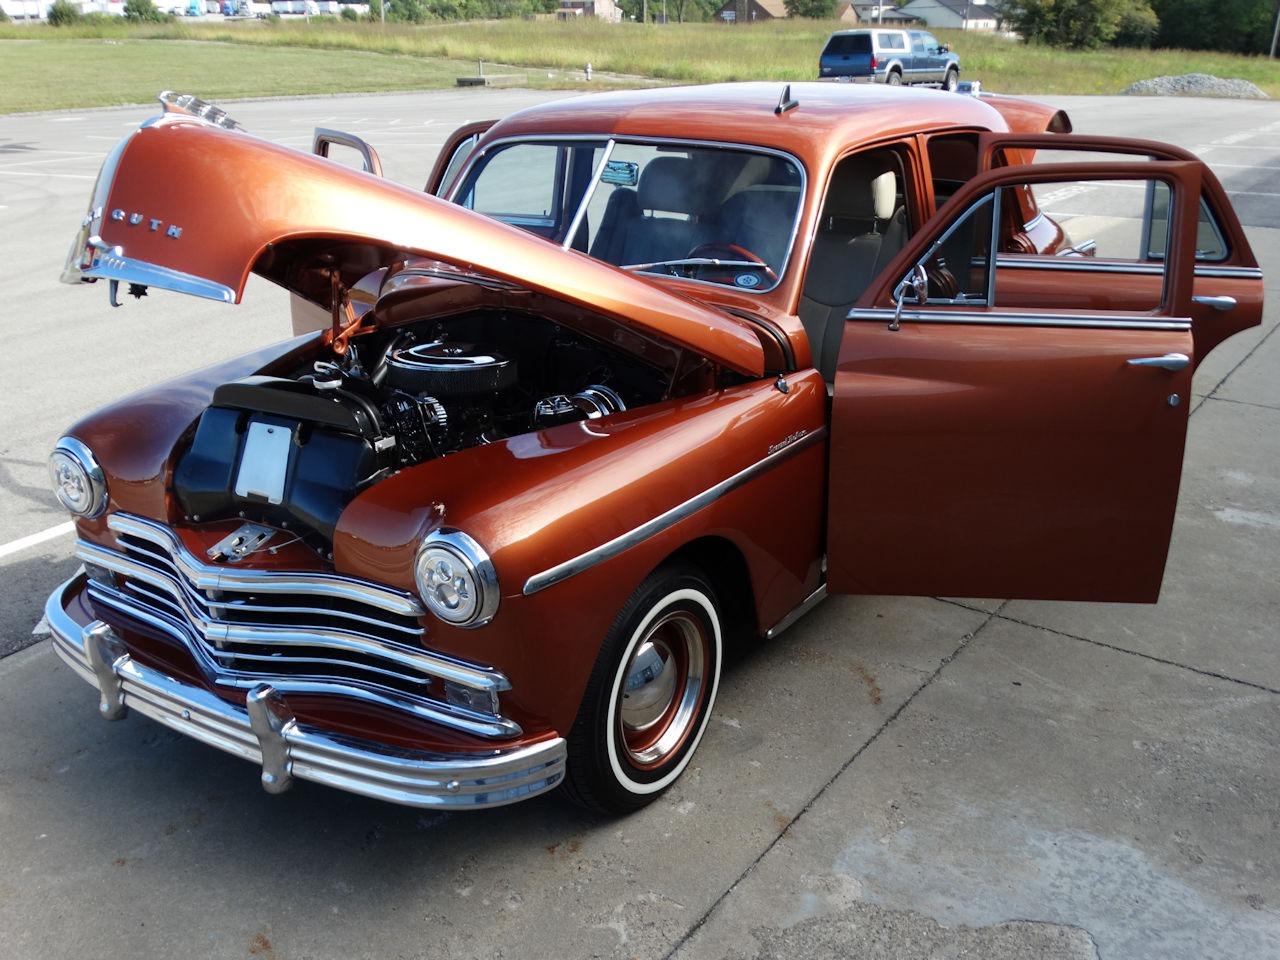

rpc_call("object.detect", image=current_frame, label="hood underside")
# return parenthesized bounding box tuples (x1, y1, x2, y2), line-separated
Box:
(63, 114, 766, 378)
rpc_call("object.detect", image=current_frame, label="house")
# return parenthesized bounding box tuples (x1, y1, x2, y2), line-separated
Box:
(837, 1, 921, 23)
(894, 0, 997, 29)
(557, 0, 623, 20)
(715, 0, 787, 23)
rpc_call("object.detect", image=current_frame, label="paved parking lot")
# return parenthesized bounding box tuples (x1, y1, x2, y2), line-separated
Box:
(1, 89, 1278, 959)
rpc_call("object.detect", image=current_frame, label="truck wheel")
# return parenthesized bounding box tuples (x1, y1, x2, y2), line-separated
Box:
(944, 68, 959, 91)
(562, 564, 723, 815)
(887, 70, 903, 86)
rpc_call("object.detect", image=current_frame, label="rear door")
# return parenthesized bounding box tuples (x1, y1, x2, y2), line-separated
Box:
(978, 134, 1264, 363)
(826, 151, 1207, 602)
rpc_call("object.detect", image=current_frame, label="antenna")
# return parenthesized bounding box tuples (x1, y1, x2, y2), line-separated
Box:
(774, 84, 799, 115)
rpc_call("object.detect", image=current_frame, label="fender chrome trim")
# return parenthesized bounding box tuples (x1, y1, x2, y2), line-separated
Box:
(522, 425, 827, 596)
(46, 576, 565, 810)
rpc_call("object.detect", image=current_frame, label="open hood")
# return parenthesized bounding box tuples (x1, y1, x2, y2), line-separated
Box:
(63, 107, 766, 378)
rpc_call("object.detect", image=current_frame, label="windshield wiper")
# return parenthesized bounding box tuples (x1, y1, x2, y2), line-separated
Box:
(621, 258, 767, 273)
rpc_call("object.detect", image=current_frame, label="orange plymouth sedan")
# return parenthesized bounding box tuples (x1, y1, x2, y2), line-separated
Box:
(49, 85, 1263, 813)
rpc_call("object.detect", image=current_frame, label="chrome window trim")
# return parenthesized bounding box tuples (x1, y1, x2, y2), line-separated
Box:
(448, 133, 808, 296)
(523, 424, 826, 596)
(561, 138, 616, 252)
(997, 256, 1262, 280)
(848, 307, 1191, 332)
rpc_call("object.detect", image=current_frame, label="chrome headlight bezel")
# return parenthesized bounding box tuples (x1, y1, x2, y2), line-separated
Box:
(49, 436, 108, 519)
(414, 528, 499, 628)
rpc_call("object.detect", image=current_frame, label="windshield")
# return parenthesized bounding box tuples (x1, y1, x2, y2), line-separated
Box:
(454, 138, 804, 293)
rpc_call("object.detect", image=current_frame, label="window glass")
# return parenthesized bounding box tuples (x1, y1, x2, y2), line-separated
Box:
(825, 33, 871, 55)
(878, 32, 906, 49)
(1011, 178, 1164, 261)
(915, 192, 993, 304)
(435, 133, 478, 197)
(457, 139, 802, 292)
(989, 177, 1174, 310)
(457, 141, 605, 232)
(1015, 147, 1229, 262)
(1143, 183, 1229, 262)
(583, 143, 802, 292)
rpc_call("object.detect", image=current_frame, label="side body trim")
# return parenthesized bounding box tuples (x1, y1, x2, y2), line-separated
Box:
(848, 308, 1191, 332)
(523, 426, 827, 596)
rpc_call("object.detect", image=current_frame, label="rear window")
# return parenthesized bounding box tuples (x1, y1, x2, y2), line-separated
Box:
(877, 33, 906, 50)
(824, 34, 872, 55)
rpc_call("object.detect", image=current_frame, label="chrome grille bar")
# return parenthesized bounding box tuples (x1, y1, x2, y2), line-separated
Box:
(76, 513, 520, 740)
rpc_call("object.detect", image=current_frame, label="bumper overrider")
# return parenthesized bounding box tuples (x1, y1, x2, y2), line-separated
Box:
(45, 575, 567, 809)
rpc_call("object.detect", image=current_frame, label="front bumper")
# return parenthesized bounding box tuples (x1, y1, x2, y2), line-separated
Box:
(46, 576, 567, 809)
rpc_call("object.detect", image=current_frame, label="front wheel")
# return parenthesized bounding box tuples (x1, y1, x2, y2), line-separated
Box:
(562, 564, 723, 814)
(944, 68, 959, 91)
(886, 70, 903, 86)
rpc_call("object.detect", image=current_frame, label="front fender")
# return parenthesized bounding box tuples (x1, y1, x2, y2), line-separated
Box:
(333, 371, 828, 733)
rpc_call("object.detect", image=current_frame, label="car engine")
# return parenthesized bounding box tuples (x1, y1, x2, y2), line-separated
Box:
(172, 312, 669, 545)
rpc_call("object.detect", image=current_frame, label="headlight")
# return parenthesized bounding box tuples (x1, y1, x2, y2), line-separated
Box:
(414, 529, 499, 628)
(49, 437, 108, 519)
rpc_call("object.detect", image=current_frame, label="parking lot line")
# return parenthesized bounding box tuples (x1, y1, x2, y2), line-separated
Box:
(0, 522, 75, 561)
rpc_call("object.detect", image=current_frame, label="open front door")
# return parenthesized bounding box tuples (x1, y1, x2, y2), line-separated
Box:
(826, 156, 1207, 602)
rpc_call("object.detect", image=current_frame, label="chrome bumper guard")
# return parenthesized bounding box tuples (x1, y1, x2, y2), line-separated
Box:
(46, 577, 566, 809)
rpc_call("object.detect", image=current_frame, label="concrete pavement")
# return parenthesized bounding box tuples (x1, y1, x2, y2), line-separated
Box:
(1, 89, 1278, 959)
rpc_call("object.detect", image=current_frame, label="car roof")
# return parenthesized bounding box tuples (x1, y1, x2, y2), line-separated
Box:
(482, 82, 1009, 175)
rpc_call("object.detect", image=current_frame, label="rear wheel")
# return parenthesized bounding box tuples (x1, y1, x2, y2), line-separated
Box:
(562, 564, 723, 815)
(944, 68, 959, 91)
(886, 70, 903, 86)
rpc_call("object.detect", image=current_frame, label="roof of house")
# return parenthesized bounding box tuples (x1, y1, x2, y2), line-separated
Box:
(753, 0, 788, 15)
(897, 0, 996, 15)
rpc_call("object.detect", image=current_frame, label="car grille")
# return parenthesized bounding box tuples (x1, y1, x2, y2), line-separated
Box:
(76, 513, 518, 739)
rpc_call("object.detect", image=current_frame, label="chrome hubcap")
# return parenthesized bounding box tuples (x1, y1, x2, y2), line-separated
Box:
(621, 638, 677, 731)
(618, 611, 707, 769)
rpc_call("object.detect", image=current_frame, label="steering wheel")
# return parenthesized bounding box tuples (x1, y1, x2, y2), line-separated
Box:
(685, 243, 778, 285)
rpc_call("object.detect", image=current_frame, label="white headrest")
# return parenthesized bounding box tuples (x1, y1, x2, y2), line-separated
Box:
(871, 170, 896, 221)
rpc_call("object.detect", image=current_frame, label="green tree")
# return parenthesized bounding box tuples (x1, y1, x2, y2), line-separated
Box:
(124, 0, 171, 21)
(1010, 0, 1129, 47)
(47, 0, 83, 24)
(1111, 0, 1159, 44)
(784, 0, 834, 15)
(366, 0, 383, 18)
(1150, 0, 1273, 52)
(387, 0, 427, 19)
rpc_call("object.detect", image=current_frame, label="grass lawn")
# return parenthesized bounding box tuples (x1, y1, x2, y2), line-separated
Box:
(1, 19, 1277, 114)
(0, 35, 591, 114)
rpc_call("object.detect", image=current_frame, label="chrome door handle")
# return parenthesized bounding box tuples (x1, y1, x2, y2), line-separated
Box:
(1192, 294, 1237, 312)
(1127, 353, 1190, 371)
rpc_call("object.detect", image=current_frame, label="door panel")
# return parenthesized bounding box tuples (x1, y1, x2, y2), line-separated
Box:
(828, 154, 1205, 602)
(828, 321, 1192, 600)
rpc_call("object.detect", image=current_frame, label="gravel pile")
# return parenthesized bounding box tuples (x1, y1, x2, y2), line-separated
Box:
(1122, 73, 1269, 99)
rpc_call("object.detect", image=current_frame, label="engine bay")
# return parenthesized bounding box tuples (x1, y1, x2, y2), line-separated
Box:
(173, 310, 689, 545)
